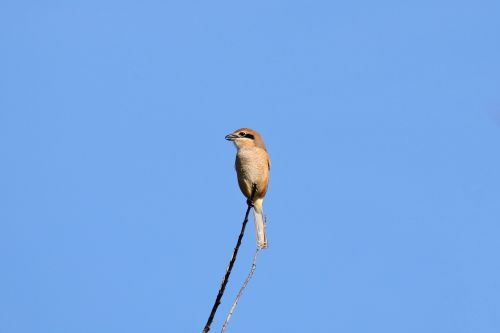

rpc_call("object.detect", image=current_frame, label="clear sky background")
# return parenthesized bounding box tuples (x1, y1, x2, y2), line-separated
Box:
(1, 1, 500, 332)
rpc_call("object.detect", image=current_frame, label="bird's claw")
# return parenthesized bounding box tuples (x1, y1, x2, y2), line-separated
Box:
(247, 199, 254, 207)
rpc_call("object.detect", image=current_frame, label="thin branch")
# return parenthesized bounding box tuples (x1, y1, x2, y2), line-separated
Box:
(202, 184, 257, 333)
(220, 247, 261, 333)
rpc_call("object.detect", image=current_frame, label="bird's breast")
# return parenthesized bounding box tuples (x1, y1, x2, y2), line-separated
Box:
(235, 147, 269, 198)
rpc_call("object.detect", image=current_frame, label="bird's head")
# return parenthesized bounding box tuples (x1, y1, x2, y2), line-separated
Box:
(225, 128, 267, 150)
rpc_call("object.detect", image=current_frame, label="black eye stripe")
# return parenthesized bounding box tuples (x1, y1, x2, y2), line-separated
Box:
(237, 131, 255, 139)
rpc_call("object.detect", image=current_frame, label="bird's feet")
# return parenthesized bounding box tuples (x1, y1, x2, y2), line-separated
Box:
(246, 198, 254, 207)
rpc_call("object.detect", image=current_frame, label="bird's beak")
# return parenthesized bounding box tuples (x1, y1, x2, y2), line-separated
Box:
(225, 133, 238, 141)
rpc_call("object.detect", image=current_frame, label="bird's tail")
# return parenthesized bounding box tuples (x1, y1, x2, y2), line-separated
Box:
(252, 198, 268, 249)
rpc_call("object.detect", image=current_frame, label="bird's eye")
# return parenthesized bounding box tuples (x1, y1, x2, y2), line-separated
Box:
(239, 132, 246, 136)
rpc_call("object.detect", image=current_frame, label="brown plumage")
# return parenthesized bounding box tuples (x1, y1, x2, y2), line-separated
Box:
(225, 128, 270, 249)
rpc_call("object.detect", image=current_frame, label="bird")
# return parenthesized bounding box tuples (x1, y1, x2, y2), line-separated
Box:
(225, 128, 270, 249)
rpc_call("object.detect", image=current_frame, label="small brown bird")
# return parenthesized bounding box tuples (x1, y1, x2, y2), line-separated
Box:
(225, 128, 270, 249)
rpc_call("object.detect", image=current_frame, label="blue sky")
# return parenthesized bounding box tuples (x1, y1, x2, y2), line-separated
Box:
(1, 1, 500, 332)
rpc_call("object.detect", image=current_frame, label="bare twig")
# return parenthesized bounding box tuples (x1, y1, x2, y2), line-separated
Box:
(202, 184, 257, 333)
(220, 247, 261, 333)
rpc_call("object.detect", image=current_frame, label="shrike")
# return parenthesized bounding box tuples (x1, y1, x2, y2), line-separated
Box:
(225, 128, 270, 249)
